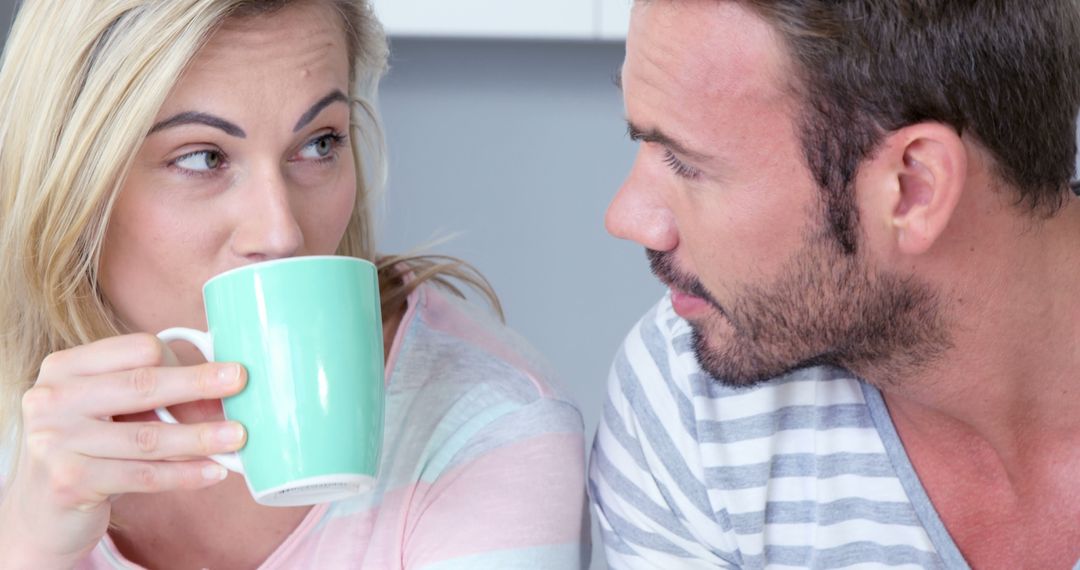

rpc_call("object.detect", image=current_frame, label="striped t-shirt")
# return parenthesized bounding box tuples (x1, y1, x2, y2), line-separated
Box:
(4, 283, 590, 569)
(590, 294, 981, 569)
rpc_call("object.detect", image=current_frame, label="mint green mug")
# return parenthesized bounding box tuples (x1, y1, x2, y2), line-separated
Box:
(155, 256, 384, 507)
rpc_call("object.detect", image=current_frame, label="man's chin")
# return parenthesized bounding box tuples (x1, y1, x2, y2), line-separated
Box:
(688, 325, 826, 389)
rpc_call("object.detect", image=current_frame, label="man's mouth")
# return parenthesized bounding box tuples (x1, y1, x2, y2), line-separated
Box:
(646, 249, 722, 319)
(669, 287, 712, 318)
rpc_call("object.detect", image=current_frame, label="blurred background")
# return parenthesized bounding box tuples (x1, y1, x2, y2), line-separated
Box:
(1, 1, 654, 567)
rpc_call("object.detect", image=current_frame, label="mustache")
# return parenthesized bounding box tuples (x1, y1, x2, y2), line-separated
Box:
(646, 249, 723, 311)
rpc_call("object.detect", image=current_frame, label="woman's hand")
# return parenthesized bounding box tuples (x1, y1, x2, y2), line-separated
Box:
(0, 333, 247, 569)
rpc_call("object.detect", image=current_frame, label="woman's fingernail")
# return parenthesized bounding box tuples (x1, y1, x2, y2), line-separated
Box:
(217, 364, 240, 387)
(202, 465, 227, 481)
(216, 423, 245, 444)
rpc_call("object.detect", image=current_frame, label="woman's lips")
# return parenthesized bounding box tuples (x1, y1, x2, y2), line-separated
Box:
(670, 288, 711, 318)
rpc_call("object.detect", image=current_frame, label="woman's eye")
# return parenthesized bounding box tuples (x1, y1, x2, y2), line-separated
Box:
(173, 150, 224, 172)
(297, 133, 345, 160)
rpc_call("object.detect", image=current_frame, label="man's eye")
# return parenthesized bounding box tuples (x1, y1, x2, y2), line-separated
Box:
(663, 150, 700, 180)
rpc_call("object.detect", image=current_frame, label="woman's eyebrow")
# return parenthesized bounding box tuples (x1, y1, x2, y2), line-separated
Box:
(293, 90, 349, 133)
(149, 112, 246, 138)
(147, 90, 348, 138)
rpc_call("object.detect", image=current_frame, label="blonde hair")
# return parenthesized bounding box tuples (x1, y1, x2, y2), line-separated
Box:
(0, 0, 499, 443)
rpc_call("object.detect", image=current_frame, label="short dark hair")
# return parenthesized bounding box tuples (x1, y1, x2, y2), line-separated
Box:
(741, 1, 1080, 253)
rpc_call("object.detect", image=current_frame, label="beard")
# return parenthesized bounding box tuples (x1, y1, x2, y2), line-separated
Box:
(648, 234, 952, 389)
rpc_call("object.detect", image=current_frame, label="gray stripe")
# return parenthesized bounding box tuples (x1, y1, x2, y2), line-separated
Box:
(588, 464, 698, 557)
(672, 330, 695, 355)
(663, 306, 684, 333)
(763, 542, 945, 569)
(600, 398, 650, 473)
(597, 508, 695, 558)
(689, 371, 721, 398)
(596, 516, 639, 556)
(728, 499, 924, 535)
(590, 486, 637, 558)
(640, 315, 701, 442)
(591, 474, 744, 569)
(733, 551, 767, 570)
(689, 365, 859, 399)
(592, 444, 704, 542)
(705, 452, 895, 490)
(600, 393, 738, 540)
(697, 404, 874, 444)
(615, 347, 717, 519)
(686, 369, 727, 398)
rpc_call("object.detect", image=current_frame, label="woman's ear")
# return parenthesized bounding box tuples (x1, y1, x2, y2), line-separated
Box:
(860, 123, 967, 256)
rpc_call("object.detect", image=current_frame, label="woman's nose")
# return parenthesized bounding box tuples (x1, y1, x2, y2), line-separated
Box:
(229, 169, 304, 262)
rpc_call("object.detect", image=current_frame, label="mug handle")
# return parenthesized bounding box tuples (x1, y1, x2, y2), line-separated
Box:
(155, 327, 244, 474)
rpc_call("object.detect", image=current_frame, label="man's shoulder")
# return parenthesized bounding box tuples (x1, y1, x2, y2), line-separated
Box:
(591, 299, 936, 568)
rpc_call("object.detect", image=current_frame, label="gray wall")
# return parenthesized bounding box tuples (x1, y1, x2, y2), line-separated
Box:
(377, 39, 657, 569)
(377, 37, 656, 412)
(1, 0, 14, 41)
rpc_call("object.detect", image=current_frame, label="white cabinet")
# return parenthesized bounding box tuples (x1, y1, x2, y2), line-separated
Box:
(371, 0, 630, 40)
(372, 0, 595, 40)
(598, 0, 632, 40)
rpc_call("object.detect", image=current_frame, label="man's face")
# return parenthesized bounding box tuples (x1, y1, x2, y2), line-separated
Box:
(607, 0, 948, 386)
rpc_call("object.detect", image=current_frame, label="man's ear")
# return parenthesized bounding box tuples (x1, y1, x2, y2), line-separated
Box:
(860, 123, 967, 256)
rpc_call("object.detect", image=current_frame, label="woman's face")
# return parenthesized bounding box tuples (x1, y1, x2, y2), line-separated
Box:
(99, 1, 356, 350)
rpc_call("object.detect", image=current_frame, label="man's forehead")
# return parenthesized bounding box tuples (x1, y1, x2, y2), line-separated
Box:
(627, 0, 792, 101)
(621, 0, 797, 170)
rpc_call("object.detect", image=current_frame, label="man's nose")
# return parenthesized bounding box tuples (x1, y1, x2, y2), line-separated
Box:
(605, 148, 678, 252)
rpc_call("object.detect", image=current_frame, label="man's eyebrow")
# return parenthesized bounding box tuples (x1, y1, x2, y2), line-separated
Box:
(293, 89, 349, 133)
(613, 70, 623, 91)
(626, 121, 708, 162)
(149, 112, 246, 138)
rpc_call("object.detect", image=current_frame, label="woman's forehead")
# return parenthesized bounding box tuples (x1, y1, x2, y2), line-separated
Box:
(199, 2, 347, 71)
(170, 4, 349, 96)
(152, 2, 351, 132)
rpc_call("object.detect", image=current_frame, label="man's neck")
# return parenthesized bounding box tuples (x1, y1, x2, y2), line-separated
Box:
(867, 201, 1080, 568)
(866, 195, 1080, 483)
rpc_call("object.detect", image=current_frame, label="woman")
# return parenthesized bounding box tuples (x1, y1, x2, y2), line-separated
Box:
(0, 0, 588, 568)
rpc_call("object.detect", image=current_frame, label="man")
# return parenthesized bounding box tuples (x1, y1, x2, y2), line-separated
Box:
(588, 1, 1080, 568)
